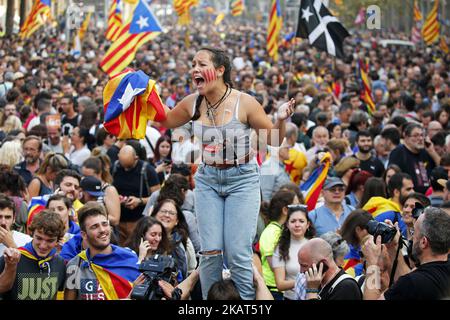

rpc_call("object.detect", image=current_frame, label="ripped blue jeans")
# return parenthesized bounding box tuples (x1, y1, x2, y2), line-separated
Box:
(194, 162, 260, 300)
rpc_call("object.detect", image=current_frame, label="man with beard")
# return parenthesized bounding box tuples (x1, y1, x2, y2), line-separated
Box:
(54, 169, 83, 213)
(353, 131, 385, 177)
(388, 123, 439, 194)
(362, 207, 450, 300)
(64, 202, 139, 300)
(14, 136, 42, 186)
(0, 194, 31, 256)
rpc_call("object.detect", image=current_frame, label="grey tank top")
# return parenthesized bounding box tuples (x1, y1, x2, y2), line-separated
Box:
(192, 92, 253, 164)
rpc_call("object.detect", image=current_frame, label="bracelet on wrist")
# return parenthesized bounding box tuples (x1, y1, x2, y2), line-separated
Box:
(306, 288, 319, 294)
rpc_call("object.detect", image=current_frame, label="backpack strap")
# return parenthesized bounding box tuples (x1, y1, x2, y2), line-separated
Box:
(111, 160, 120, 178)
(329, 273, 354, 294)
(145, 135, 155, 154)
(139, 161, 150, 199)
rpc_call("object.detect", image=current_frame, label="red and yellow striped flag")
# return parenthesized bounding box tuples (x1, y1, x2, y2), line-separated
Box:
(230, 0, 244, 16)
(103, 69, 167, 139)
(413, 0, 423, 22)
(174, 0, 198, 25)
(359, 59, 376, 115)
(106, 0, 122, 41)
(440, 37, 449, 54)
(267, 0, 282, 61)
(100, 0, 162, 77)
(19, 0, 51, 39)
(422, 0, 440, 45)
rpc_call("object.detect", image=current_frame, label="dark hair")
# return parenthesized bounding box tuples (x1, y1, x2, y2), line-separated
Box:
(77, 201, 108, 232)
(355, 130, 372, 142)
(191, 48, 233, 121)
(359, 177, 387, 208)
(37, 152, 68, 175)
(151, 199, 189, 248)
(346, 170, 373, 194)
(382, 164, 401, 184)
(82, 157, 102, 175)
(387, 172, 412, 198)
(127, 216, 171, 256)
(157, 173, 190, 207)
(0, 169, 27, 197)
(153, 135, 172, 163)
(77, 127, 95, 150)
(441, 153, 450, 167)
(46, 194, 73, 210)
(55, 169, 82, 187)
(400, 192, 431, 208)
(207, 279, 241, 300)
(339, 209, 373, 246)
(420, 207, 450, 255)
(28, 209, 65, 240)
(403, 122, 423, 138)
(268, 190, 297, 222)
(126, 139, 147, 161)
(380, 127, 401, 146)
(278, 205, 315, 262)
(431, 131, 446, 147)
(291, 112, 308, 128)
(0, 193, 16, 216)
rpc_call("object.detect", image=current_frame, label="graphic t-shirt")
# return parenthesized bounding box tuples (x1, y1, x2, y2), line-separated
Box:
(0, 254, 66, 300)
(65, 255, 107, 300)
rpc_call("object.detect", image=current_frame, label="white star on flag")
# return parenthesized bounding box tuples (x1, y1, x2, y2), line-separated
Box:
(117, 83, 146, 111)
(302, 6, 314, 23)
(136, 15, 149, 29)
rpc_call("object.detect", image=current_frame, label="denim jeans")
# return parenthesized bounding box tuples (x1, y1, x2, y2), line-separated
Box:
(194, 162, 260, 300)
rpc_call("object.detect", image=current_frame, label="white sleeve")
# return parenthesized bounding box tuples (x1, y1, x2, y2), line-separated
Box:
(271, 245, 285, 269)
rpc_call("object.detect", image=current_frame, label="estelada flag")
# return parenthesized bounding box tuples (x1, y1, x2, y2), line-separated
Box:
(300, 152, 331, 211)
(103, 69, 166, 140)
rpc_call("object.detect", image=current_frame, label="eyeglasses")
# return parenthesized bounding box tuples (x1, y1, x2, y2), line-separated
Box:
(158, 209, 177, 216)
(326, 186, 345, 193)
(409, 133, 425, 138)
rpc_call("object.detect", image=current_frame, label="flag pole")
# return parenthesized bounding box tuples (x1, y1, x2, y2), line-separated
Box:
(286, 5, 300, 99)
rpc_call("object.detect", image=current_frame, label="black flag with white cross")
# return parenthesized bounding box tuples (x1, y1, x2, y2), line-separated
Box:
(296, 0, 350, 59)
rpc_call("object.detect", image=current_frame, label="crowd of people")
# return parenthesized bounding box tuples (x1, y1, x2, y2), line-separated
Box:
(0, 13, 450, 301)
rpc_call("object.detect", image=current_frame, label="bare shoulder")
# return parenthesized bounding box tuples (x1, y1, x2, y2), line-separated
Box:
(237, 91, 262, 112)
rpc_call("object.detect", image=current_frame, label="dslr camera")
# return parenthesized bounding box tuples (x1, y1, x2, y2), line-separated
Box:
(366, 220, 397, 244)
(130, 254, 178, 300)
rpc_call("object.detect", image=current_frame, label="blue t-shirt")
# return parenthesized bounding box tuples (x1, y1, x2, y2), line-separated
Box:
(308, 204, 355, 236)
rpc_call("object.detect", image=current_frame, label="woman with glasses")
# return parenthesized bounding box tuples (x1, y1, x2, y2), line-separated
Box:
(27, 152, 68, 198)
(272, 204, 315, 300)
(259, 189, 300, 300)
(150, 199, 196, 281)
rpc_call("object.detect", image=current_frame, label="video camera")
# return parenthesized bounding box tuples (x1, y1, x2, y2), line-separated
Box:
(130, 254, 178, 300)
(366, 220, 397, 244)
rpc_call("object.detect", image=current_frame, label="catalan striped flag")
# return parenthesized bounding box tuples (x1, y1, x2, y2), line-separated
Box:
(362, 196, 407, 237)
(26, 195, 49, 228)
(422, 0, 440, 45)
(174, 0, 198, 25)
(440, 37, 449, 54)
(358, 59, 376, 115)
(100, 0, 162, 77)
(106, 0, 123, 41)
(300, 152, 331, 211)
(413, 0, 423, 22)
(19, 0, 51, 39)
(78, 246, 140, 300)
(343, 245, 364, 277)
(230, 0, 244, 16)
(18, 241, 57, 269)
(103, 69, 167, 139)
(267, 0, 282, 61)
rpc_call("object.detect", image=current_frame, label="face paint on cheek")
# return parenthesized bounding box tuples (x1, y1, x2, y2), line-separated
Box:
(202, 68, 217, 84)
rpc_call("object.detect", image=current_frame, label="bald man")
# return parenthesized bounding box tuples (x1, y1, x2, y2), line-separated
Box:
(298, 238, 362, 300)
(112, 145, 160, 246)
(305, 126, 329, 163)
(427, 120, 443, 139)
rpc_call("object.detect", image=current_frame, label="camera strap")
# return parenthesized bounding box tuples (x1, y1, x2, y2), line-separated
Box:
(388, 239, 403, 288)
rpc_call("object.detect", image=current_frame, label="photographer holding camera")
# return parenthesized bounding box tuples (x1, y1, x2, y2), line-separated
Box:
(362, 207, 450, 300)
